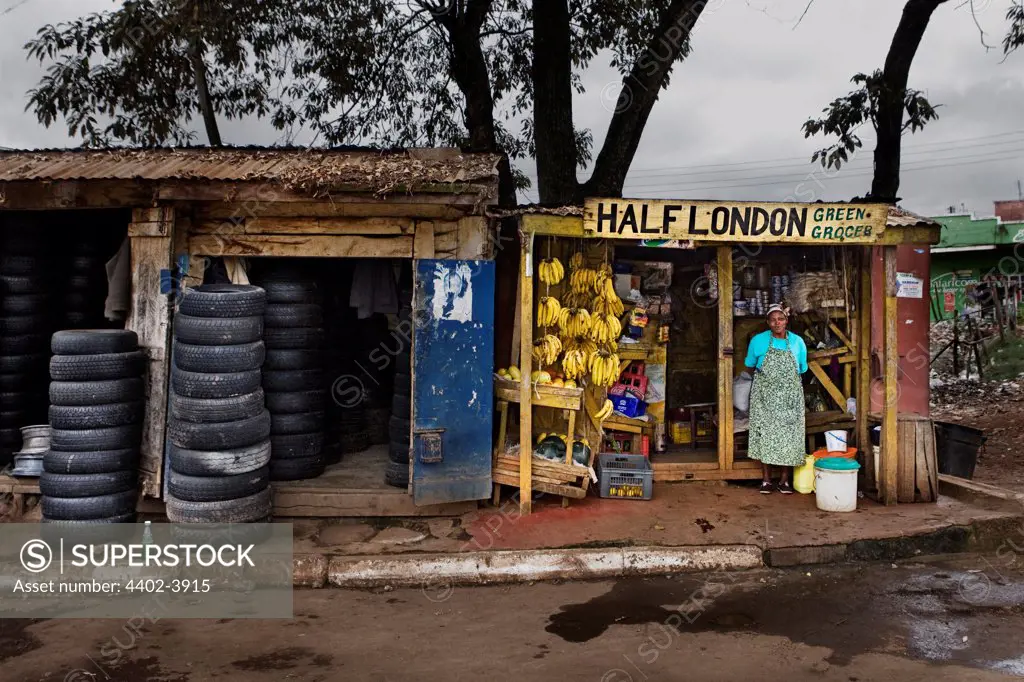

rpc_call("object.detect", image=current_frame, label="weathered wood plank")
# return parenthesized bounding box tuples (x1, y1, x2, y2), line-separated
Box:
(192, 217, 413, 235)
(195, 201, 470, 221)
(857, 246, 873, 489)
(413, 220, 436, 259)
(456, 216, 490, 260)
(491, 472, 586, 499)
(189, 234, 413, 259)
(882, 246, 899, 505)
(519, 235, 534, 514)
(808, 362, 849, 409)
(0, 180, 156, 209)
(159, 181, 487, 205)
(898, 418, 917, 503)
(718, 246, 735, 470)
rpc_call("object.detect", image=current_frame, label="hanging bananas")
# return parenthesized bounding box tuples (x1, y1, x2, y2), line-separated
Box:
(536, 296, 562, 327)
(589, 313, 622, 344)
(591, 276, 625, 317)
(532, 334, 562, 366)
(588, 349, 621, 387)
(570, 268, 599, 294)
(561, 348, 588, 380)
(538, 258, 564, 285)
(570, 252, 585, 270)
(557, 308, 592, 337)
(594, 399, 614, 421)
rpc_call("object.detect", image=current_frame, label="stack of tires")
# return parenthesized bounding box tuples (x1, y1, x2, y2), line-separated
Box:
(166, 285, 272, 523)
(0, 229, 53, 462)
(61, 236, 110, 328)
(41, 330, 145, 524)
(258, 274, 328, 481)
(386, 298, 413, 489)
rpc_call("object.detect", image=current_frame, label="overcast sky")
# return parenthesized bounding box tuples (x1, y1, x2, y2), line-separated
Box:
(1, 0, 1021, 217)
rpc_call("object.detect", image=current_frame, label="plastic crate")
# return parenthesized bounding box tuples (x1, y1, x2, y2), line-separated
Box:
(597, 453, 654, 500)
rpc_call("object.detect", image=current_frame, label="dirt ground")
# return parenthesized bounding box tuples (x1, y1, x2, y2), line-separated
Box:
(4, 553, 1024, 681)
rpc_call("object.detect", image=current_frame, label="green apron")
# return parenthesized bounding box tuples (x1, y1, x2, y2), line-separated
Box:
(747, 342, 806, 467)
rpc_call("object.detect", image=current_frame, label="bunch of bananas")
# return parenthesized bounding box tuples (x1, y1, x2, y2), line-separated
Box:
(536, 296, 562, 327)
(590, 313, 622, 344)
(594, 399, 614, 421)
(538, 258, 564, 285)
(557, 308, 592, 337)
(589, 349, 621, 387)
(570, 268, 599, 294)
(532, 334, 562, 366)
(562, 289, 590, 309)
(564, 336, 597, 355)
(561, 347, 588, 380)
(570, 252, 585, 270)
(591, 276, 625, 317)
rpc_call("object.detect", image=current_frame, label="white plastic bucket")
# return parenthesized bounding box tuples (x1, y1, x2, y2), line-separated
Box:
(814, 467, 858, 512)
(825, 430, 848, 452)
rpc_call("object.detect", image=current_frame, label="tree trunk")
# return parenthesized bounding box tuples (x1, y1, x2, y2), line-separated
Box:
(581, 0, 707, 199)
(188, 1, 221, 146)
(870, 0, 948, 202)
(531, 0, 577, 204)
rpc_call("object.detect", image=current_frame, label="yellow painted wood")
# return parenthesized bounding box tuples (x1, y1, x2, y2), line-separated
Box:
(882, 246, 899, 505)
(857, 250, 873, 489)
(717, 246, 735, 470)
(519, 236, 534, 514)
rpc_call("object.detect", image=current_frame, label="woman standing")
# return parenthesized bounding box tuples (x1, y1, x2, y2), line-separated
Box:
(744, 304, 808, 494)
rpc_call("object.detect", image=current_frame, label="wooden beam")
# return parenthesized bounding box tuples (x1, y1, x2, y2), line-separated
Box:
(881, 246, 899, 505)
(189, 234, 413, 259)
(857, 247, 873, 489)
(194, 201, 470, 221)
(456, 216, 491, 260)
(413, 221, 436, 259)
(193, 216, 414, 235)
(717, 246, 735, 470)
(158, 181, 488, 205)
(827, 320, 854, 352)
(519, 234, 534, 514)
(0, 180, 156, 209)
(808, 362, 849, 409)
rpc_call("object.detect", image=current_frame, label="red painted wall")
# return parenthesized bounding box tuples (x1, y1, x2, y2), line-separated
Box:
(870, 244, 931, 417)
(995, 200, 1024, 222)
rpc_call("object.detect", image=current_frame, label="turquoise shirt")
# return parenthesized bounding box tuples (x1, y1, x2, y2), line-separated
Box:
(744, 330, 808, 374)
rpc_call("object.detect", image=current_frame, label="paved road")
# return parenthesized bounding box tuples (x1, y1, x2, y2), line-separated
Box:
(3, 553, 1024, 681)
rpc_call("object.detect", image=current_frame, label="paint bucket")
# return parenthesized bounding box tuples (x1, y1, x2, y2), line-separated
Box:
(825, 429, 848, 452)
(815, 457, 861, 512)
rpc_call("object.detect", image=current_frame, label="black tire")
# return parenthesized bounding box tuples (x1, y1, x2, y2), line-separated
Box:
(262, 369, 322, 392)
(171, 368, 261, 399)
(394, 372, 411, 397)
(391, 393, 411, 417)
(264, 390, 326, 414)
(50, 351, 146, 381)
(50, 424, 143, 452)
(0, 409, 29, 427)
(42, 513, 135, 525)
(44, 448, 139, 475)
(165, 486, 271, 523)
(0, 274, 48, 294)
(0, 333, 49, 355)
(169, 409, 271, 450)
(385, 460, 410, 488)
(168, 465, 270, 503)
(270, 432, 324, 459)
(51, 329, 138, 355)
(67, 274, 104, 291)
(170, 389, 265, 424)
(263, 327, 324, 350)
(69, 255, 103, 273)
(178, 284, 267, 318)
(168, 440, 272, 477)
(0, 315, 48, 335)
(0, 373, 34, 393)
(48, 402, 144, 429)
(389, 416, 410, 444)
(389, 441, 410, 464)
(269, 455, 325, 481)
(0, 255, 41, 275)
(63, 290, 105, 311)
(64, 312, 101, 327)
(396, 351, 411, 374)
(264, 304, 323, 328)
(263, 349, 324, 371)
(173, 340, 265, 373)
(49, 378, 144, 406)
(173, 314, 263, 345)
(41, 489, 137, 520)
(40, 470, 137, 498)
(262, 281, 320, 304)
(0, 353, 47, 374)
(0, 294, 48, 316)
(270, 411, 325, 435)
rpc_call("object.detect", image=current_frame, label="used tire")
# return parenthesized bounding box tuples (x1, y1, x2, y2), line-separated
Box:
(41, 489, 137, 520)
(262, 369, 322, 392)
(396, 351, 411, 374)
(264, 304, 323, 328)
(50, 351, 146, 381)
(178, 284, 267, 319)
(168, 465, 270, 503)
(41, 513, 135, 525)
(63, 290, 105, 311)
(171, 368, 261, 399)
(392, 393, 411, 417)
(50, 424, 143, 452)
(0, 274, 48, 295)
(264, 390, 326, 414)
(165, 486, 272, 523)
(0, 315, 48, 335)
(0, 294, 48, 315)
(394, 372, 411, 397)
(270, 411, 325, 435)
(173, 314, 263, 345)
(40, 470, 137, 498)
(389, 416, 410, 444)
(269, 454, 326, 481)
(262, 281, 320, 304)
(263, 327, 324, 349)
(173, 340, 265, 373)
(0, 409, 29, 427)
(270, 432, 324, 459)
(49, 378, 144, 406)
(389, 441, 410, 464)
(385, 460, 410, 488)
(0, 255, 40, 275)
(0, 353, 47, 374)
(44, 448, 139, 475)
(169, 440, 271, 477)
(0, 333, 49, 355)
(51, 329, 138, 355)
(48, 402, 144, 429)
(169, 410, 271, 450)
(170, 389, 265, 424)
(0, 374, 33, 393)
(263, 349, 324, 371)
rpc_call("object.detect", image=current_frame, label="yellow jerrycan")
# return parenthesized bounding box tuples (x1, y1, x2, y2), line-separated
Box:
(793, 454, 816, 494)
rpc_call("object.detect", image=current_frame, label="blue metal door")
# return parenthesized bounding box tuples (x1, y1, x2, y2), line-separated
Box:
(411, 259, 494, 505)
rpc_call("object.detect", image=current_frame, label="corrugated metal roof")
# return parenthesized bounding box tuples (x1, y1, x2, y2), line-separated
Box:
(0, 147, 501, 196)
(886, 205, 939, 228)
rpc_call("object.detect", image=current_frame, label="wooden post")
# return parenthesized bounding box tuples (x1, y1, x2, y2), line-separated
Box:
(857, 247, 873, 488)
(518, 233, 534, 515)
(717, 247, 734, 471)
(881, 246, 899, 505)
(126, 207, 175, 499)
(994, 287, 1007, 341)
(952, 313, 960, 378)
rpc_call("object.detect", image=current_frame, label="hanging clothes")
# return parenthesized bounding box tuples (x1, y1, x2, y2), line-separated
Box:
(349, 261, 399, 319)
(103, 236, 132, 322)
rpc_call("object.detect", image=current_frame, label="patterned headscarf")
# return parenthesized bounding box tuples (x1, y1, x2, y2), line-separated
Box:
(766, 303, 789, 318)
